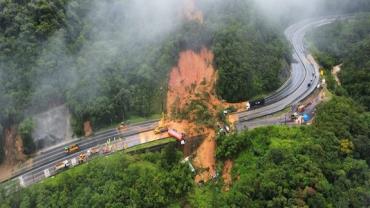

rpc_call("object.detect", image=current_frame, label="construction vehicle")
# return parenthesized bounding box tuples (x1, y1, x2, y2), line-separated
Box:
(154, 127, 168, 134)
(78, 153, 87, 164)
(117, 122, 128, 132)
(168, 129, 185, 142)
(90, 146, 100, 155)
(297, 105, 305, 113)
(55, 160, 70, 171)
(154, 113, 168, 134)
(291, 112, 299, 120)
(64, 144, 80, 154)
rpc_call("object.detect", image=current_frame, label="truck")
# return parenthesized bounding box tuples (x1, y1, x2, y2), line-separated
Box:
(249, 99, 265, 107)
(154, 127, 168, 134)
(168, 129, 185, 142)
(245, 102, 251, 110)
(64, 144, 80, 154)
(89, 146, 100, 155)
(55, 160, 70, 171)
(290, 112, 299, 120)
(117, 122, 128, 132)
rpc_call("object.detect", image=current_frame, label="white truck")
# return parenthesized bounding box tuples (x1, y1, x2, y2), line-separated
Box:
(55, 160, 70, 171)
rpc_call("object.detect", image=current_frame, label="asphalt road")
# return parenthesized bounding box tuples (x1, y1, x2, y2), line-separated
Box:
(2, 16, 341, 188)
(235, 16, 340, 130)
(8, 120, 158, 186)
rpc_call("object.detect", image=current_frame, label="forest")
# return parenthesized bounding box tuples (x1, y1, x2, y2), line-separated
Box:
(191, 96, 370, 207)
(2, 96, 369, 207)
(307, 13, 370, 110)
(0, 0, 291, 162)
(1, 0, 370, 206)
(0, 144, 194, 207)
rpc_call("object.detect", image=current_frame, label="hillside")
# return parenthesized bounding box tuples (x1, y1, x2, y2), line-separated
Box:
(1, 0, 370, 207)
(2, 96, 369, 207)
(307, 13, 370, 110)
(0, 0, 290, 164)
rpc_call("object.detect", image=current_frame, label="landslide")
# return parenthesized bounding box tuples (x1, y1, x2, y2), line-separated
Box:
(166, 46, 243, 182)
(166, 0, 245, 182)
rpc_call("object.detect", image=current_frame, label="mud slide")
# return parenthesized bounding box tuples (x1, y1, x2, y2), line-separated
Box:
(165, 0, 245, 182)
(166, 47, 243, 182)
(0, 127, 26, 181)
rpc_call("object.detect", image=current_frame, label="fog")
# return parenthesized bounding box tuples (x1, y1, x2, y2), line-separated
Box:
(28, 0, 186, 145)
(253, 0, 322, 21)
(253, 0, 370, 23)
(2, 0, 369, 149)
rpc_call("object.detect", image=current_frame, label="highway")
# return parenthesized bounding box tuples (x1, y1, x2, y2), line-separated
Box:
(1, 16, 341, 188)
(235, 16, 340, 130)
(7, 120, 159, 187)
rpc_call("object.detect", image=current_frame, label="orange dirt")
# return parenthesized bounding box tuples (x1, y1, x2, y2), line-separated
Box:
(0, 127, 27, 181)
(166, 48, 243, 182)
(164, 0, 244, 183)
(83, 121, 93, 137)
(222, 159, 233, 191)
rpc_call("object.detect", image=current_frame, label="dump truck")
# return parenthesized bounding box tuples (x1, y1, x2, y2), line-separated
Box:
(168, 129, 184, 142)
(55, 160, 70, 171)
(64, 144, 80, 154)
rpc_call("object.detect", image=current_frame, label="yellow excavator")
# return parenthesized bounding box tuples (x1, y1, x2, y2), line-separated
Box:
(116, 121, 128, 132)
(154, 113, 168, 134)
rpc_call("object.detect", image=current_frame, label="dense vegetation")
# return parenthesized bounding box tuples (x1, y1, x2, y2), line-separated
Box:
(0, 145, 193, 207)
(200, 0, 290, 102)
(0, 0, 292, 162)
(189, 97, 370, 207)
(1, 1, 370, 206)
(3, 96, 369, 207)
(308, 14, 370, 110)
(0, 0, 185, 161)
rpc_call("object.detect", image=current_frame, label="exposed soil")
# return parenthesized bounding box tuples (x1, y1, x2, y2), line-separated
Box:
(83, 121, 93, 137)
(164, 1, 246, 183)
(222, 159, 233, 191)
(166, 48, 244, 182)
(332, 64, 342, 86)
(0, 127, 27, 181)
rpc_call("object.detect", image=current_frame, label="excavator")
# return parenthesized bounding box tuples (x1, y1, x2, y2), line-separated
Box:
(116, 121, 128, 132)
(154, 113, 168, 134)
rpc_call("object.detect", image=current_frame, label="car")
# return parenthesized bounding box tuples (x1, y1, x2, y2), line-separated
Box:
(307, 83, 312, 87)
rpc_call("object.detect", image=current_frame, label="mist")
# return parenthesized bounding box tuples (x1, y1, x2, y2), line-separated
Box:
(253, 0, 321, 21)
(252, 0, 370, 24)
(2, 0, 369, 148)
(24, 0, 187, 145)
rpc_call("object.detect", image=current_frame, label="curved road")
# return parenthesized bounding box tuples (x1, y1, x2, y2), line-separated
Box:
(2, 16, 341, 187)
(235, 16, 341, 129)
